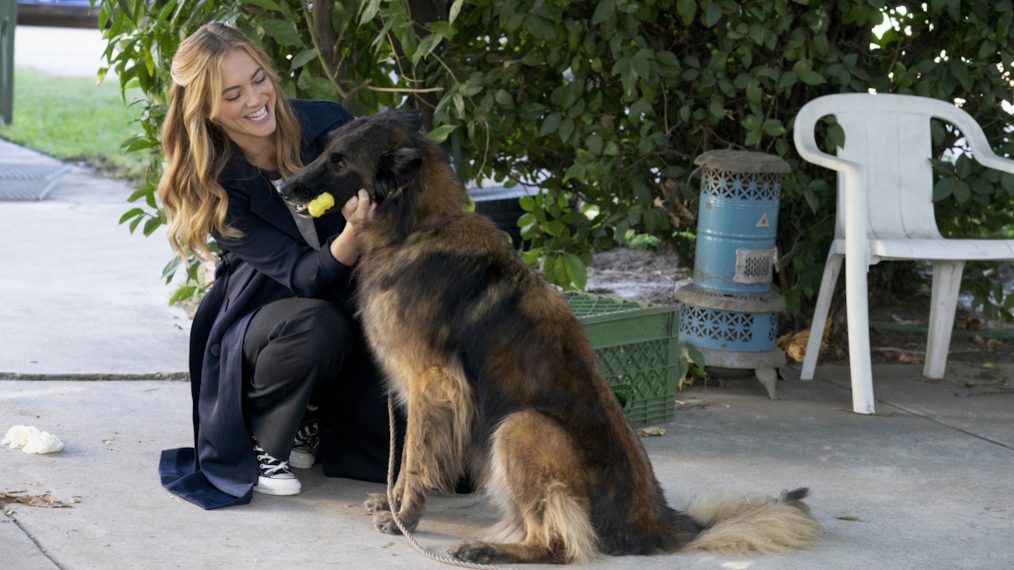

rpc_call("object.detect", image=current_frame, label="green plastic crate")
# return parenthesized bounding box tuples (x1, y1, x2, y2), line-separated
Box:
(564, 291, 681, 427)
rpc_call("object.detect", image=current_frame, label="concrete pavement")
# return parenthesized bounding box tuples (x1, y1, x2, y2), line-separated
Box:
(0, 138, 190, 377)
(3, 366, 1014, 570)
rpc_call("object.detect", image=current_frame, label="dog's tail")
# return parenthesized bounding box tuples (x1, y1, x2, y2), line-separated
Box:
(680, 487, 822, 555)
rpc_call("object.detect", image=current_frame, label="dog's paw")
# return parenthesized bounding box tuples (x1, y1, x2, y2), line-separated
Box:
(372, 511, 402, 534)
(372, 510, 419, 535)
(363, 492, 391, 513)
(449, 541, 500, 564)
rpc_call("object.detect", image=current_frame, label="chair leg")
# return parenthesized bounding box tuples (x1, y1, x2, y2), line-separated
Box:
(844, 254, 875, 415)
(801, 253, 844, 381)
(924, 260, 965, 379)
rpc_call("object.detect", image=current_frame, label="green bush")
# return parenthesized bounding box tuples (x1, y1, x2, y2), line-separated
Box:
(100, 0, 1014, 317)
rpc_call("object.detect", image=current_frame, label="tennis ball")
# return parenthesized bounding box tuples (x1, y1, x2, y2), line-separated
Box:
(307, 192, 335, 217)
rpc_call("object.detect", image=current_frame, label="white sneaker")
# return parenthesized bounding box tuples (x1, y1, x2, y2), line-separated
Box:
(253, 444, 301, 496)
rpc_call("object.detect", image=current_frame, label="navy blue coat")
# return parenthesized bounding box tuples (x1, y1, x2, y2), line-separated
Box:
(159, 100, 386, 509)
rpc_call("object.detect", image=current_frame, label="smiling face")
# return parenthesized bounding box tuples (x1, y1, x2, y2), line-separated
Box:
(214, 48, 277, 152)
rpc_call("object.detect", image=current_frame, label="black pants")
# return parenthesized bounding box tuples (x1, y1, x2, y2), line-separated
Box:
(242, 297, 401, 482)
(242, 298, 348, 458)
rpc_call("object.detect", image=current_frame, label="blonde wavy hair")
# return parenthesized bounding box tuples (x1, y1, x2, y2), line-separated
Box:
(157, 22, 303, 259)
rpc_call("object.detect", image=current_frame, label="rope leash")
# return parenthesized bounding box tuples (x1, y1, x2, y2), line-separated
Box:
(385, 396, 507, 570)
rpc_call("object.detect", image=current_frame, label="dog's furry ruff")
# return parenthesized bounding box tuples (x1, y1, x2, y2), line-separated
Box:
(279, 111, 821, 563)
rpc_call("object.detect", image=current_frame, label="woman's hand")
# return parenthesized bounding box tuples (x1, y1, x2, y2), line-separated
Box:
(341, 189, 376, 231)
(329, 189, 375, 265)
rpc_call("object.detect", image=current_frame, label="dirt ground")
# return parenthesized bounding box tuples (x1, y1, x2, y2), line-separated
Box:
(585, 247, 690, 306)
(583, 247, 1014, 370)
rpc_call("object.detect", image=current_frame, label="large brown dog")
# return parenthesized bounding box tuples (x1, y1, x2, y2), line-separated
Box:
(279, 111, 821, 564)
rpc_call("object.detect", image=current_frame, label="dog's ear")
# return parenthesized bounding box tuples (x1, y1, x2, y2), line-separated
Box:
(382, 146, 423, 176)
(374, 145, 422, 201)
(395, 109, 425, 133)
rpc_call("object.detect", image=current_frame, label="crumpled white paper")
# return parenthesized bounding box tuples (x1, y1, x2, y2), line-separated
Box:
(2, 425, 65, 454)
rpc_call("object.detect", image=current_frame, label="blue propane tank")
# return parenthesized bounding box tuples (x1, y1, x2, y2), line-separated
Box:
(675, 150, 789, 398)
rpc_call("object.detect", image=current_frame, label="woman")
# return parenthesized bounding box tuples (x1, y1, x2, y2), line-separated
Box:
(156, 23, 398, 509)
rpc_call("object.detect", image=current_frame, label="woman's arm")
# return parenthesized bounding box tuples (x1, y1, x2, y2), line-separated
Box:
(329, 189, 375, 265)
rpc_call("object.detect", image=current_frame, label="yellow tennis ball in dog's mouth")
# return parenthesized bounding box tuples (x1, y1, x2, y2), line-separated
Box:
(306, 192, 335, 218)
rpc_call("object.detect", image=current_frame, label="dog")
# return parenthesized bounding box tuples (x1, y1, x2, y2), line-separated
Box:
(278, 111, 821, 564)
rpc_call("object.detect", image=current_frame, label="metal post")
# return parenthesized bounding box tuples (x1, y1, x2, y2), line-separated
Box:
(0, 0, 15, 125)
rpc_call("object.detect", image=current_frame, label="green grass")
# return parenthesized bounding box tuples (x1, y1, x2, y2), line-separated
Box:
(0, 68, 147, 181)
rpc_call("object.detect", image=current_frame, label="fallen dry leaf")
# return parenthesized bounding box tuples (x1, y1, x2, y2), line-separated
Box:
(981, 361, 997, 370)
(675, 399, 709, 411)
(960, 318, 983, 331)
(836, 515, 861, 521)
(777, 330, 810, 363)
(639, 426, 666, 437)
(0, 491, 79, 508)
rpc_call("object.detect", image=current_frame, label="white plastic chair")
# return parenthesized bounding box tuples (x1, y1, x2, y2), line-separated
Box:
(793, 93, 1014, 414)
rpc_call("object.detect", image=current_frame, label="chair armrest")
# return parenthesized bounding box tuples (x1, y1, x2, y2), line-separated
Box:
(965, 133, 1014, 175)
(792, 105, 862, 177)
(932, 105, 1014, 175)
(977, 152, 1014, 175)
